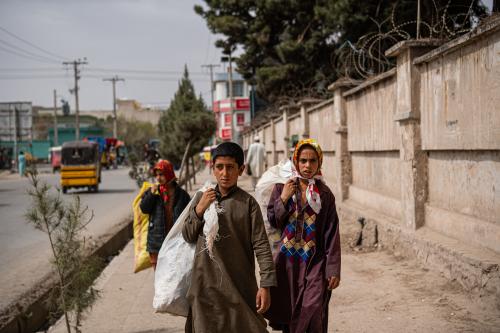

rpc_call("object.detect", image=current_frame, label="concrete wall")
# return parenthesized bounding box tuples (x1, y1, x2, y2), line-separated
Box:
(419, 32, 500, 150)
(345, 71, 399, 152)
(410, 20, 500, 255)
(288, 114, 301, 138)
(274, 116, 286, 161)
(342, 71, 402, 219)
(350, 151, 401, 219)
(426, 150, 500, 253)
(307, 100, 336, 187)
(242, 19, 500, 298)
(308, 100, 335, 151)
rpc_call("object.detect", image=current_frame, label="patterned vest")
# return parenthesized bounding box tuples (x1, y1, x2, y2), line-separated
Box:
(280, 193, 317, 263)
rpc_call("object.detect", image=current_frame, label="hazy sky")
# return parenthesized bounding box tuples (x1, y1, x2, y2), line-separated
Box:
(0, 0, 222, 111)
(0, 1, 494, 111)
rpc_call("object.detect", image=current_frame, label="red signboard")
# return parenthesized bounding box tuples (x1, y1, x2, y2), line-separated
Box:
(224, 113, 232, 125)
(236, 113, 245, 125)
(235, 98, 250, 110)
(220, 128, 232, 140)
(213, 98, 250, 112)
(212, 101, 220, 112)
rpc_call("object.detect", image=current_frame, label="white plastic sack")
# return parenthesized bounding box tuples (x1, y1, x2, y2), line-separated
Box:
(153, 182, 217, 316)
(254, 159, 293, 256)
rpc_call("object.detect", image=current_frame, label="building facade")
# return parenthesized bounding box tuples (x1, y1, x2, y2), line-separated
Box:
(116, 99, 163, 125)
(212, 72, 251, 143)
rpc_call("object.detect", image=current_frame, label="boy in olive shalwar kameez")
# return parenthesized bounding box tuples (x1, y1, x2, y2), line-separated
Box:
(182, 142, 277, 333)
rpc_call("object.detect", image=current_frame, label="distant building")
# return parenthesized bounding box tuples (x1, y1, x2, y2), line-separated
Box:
(0, 102, 33, 143)
(36, 98, 162, 129)
(79, 109, 114, 119)
(212, 72, 251, 143)
(116, 99, 163, 125)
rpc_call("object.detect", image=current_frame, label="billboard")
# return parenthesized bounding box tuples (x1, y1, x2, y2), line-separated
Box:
(0, 102, 33, 142)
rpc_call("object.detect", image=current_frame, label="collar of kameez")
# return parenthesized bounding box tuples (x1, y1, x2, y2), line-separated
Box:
(215, 184, 239, 200)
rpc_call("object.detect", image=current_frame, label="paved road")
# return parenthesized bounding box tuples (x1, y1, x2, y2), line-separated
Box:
(0, 167, 138, 311)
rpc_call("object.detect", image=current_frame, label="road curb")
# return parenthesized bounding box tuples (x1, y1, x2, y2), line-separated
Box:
(0, 217, 133, 333)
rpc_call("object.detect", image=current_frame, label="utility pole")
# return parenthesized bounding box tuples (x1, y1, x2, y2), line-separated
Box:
(201, 64, 220, 110)
(228, 52, 235, 143)
(63, 58, 87, 140)
(202, 63, 220, 146)
(416, 0, 421, 39)
(53, 89, 58, 146)
(11, 103, 18, 171)
(103, 75, 125, 138)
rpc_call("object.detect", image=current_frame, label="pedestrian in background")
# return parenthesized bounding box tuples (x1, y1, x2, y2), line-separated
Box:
(265, 139, 341, 333)
(246, 135, 267, 190)
(182, 142, 277, 333)
(18, 151, 26, 177)
(140, 159, 190, 270)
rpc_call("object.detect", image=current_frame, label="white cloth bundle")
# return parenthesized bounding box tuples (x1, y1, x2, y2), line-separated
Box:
(153, 182, 217, 316)
(254, 160, 292, 255)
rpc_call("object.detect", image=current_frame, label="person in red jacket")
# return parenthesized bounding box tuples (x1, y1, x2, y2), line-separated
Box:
(140, 159, 190, 270)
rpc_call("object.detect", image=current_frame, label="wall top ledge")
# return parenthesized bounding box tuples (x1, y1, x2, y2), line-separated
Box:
(385, 39, 443, 58)
(306, 98, 334, 114)
(413, 15, 500, 65)
(298, 98, 323, 107)
(279, 104, 300, 113)
(328, 78, 360, 91)
(343, 68, 396, 98)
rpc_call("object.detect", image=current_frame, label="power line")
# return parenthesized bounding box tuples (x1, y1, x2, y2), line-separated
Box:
(0, 67, 63, 72)
(0, 45, 60, 64)
(0, 75, 68, 80)
(0, 38, 62, 63)
(0, 66, 213, 77)
(0, 74, 211, 82)
(0, 25, 69, 61)
(84, 67, 206, 76)
(84, 75, 210, 82)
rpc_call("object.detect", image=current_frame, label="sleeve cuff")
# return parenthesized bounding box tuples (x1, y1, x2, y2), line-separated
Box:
(260, 276, 278, 288)
(188, 204, 204, 225)
(326, 265, 341, 280)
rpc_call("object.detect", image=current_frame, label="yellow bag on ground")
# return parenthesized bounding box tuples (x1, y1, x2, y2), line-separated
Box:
(133, 181, 153, 273)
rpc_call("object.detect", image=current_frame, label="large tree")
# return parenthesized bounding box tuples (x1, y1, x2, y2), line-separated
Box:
(195, 0, 487, 103)
(158, 66, 216, 166)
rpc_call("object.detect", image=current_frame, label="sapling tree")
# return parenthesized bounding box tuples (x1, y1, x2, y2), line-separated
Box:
(25, 168, 102, 333)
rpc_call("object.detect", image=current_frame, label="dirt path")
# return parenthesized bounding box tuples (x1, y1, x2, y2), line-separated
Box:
(329, 248, 499, 333)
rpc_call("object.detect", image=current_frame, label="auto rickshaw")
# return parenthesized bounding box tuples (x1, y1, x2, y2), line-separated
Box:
(60, 141, 101, 193)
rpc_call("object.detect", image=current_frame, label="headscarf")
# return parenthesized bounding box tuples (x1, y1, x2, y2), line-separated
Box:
(153, 159, 176, 204)
(292, 138, 323, 172)
(291, 139, 323, 214)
